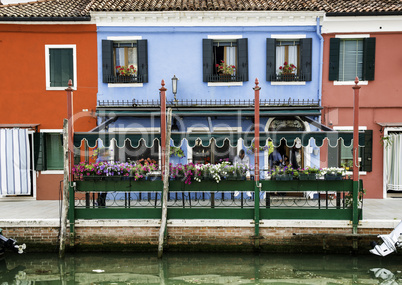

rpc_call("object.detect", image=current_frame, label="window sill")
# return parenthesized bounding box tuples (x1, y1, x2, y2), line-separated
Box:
(345, 171, 367, 176)
(333, 81, 368, 86)
(46, 86, 77, 91)
(270, 81, 306, 86)
(108, 83, 144, 88)
(41, 170, 64, 175)
(207, 82, 243, 87)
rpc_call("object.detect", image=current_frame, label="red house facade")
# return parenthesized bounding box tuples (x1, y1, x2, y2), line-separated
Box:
(0, 22, 97, 200)
(321, 16, 402, 199)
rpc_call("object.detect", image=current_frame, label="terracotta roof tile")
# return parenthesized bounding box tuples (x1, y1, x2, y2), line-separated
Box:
(0, 0, 93, 18)
(0, 0, 401, 19)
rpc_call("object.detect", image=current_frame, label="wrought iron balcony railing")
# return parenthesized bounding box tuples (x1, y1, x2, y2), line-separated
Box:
(104, 74, 144, 84)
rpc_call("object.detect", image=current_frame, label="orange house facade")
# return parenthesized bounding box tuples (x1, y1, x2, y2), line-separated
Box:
(321, 16, 402, 199)
(0, 23, 97, 200)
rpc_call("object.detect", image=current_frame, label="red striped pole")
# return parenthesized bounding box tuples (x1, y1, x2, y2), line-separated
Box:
(254, 78, 261, 181)
(66, 80, 74, 182)
(352, 77, 361, 181)
(160, 80, 167, 180)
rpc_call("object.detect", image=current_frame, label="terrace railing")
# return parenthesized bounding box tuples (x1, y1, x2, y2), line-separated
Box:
(69, 179, 363, 222)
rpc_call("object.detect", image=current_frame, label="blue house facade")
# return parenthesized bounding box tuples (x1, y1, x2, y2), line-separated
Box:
(93, 11, 325, 175)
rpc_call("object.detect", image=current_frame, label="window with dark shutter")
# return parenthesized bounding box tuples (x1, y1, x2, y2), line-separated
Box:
(102, 39, 148, 84)
(329, 38, 340, 81)
(49, 48, 73, 87)
(102, 40, 114, 83)
(202, 39, 214, 82)
(329, 37, 375, 82)
(266, 38, 311, 82)
(45, 134, 64, 170)
(363, 38, 376, 81)
(203, 38, 248, 82)
(300, 38, 312, 81)
(327, 129, 372, 172)
(266, 38, 276, 81)
(362, 130, 373, 172)
(237, 38, 248, 82)
(137, 40, 148, 83)
(34, 133, 46, 171)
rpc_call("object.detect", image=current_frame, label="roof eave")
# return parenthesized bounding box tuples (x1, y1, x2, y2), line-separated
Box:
(0, 16, 91, 21)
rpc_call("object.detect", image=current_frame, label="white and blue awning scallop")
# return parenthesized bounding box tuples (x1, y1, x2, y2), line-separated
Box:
(74, 131, 366, 148)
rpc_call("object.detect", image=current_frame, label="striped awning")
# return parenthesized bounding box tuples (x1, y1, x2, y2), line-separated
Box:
(74, 131, 366, 148)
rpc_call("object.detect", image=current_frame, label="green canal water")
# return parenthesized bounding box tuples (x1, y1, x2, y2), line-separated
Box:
(1, 252, 401, 284)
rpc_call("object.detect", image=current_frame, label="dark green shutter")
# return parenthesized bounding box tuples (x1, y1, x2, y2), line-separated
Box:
(137, 40, 148, 83)
(237, 38, 248, 82)
(102, 40, 114, 83)
(50, 49, 73, 87)
(328, 146, 339, 168)
(362, 130, 373, 172)
(203, 39, 213, 82)
(329, 38, 340, 81)
(363, 38, 376, 81)
(300, 38, 312, 81)
(34, 133, 46, 171)
(45, 134, 64, 170)
(266, 38, 276, 81)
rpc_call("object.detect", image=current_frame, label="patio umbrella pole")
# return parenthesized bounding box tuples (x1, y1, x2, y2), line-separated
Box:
(158, 107, 172, 258)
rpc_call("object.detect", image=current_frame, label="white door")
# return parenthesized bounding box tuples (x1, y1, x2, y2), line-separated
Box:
(384, 130, 402, 197)
(0, 128, 32, 196)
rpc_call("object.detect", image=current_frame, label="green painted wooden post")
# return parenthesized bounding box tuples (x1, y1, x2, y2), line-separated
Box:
(254, 182, 260, 248)
(68, 183, 75, 244)
(352, 180, 359, 233)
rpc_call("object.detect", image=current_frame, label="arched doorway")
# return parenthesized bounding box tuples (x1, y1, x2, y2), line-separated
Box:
(265, 117, 310, 169)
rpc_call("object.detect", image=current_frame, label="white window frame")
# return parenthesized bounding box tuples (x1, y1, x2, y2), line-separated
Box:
(207, 35, 244, 87)
(333, 126, 367, 176)
(106, 36, 144, 88)
(40, 129, 64, 174)
(270, 34, 306, 86)
(333, 34, 370, 86)
(383, 127, 402, 198)
(45, 45, 77, 91)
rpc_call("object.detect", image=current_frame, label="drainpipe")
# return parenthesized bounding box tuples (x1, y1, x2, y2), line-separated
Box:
(316, 17, 324, 106)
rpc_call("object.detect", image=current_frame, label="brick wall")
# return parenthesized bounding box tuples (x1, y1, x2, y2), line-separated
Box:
(0, 223, 392, 253)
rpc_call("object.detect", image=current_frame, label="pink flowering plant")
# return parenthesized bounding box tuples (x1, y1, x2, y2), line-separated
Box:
(116, 65, 136, 76)
(169, 161, 249, 184)
(215, 60, 236, 75)
(278, 61, 297, 75)
(72, 160, 158, 181)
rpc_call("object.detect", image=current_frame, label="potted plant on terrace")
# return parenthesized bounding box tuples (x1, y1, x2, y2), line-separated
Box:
(215, 60, 236, 81)
(271, 166, 298, 181)
(321, 167, 345, 180)
(278, 61, 297, 81)
(298, 167, 320, 180)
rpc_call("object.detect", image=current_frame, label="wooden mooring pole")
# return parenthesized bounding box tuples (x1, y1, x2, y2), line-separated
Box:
(158, 80, 172, 258)
(59, 119, 69, 258)
(60, 80, 74, 258)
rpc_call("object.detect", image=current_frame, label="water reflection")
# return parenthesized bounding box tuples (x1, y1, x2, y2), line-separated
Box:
(1, 252, 402, 284)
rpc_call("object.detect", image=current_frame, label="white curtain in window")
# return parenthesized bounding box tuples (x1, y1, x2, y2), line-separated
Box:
(276, 46, 285, 74)
(0, 129, 31, 195)
(115, 48, 125, 66)
(127, 47, 137, 69)
(385, 133, 402, 191)
(288, 46, 298, 68)
(225, 47, 236, 74)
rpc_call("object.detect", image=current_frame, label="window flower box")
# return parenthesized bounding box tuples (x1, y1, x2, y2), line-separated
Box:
(324, 174, 343, 181)
(273, 174, 293, 181)
(298, 173, 317, 181)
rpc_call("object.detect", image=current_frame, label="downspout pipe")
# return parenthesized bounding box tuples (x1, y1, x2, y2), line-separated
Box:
(316, 16, 324, 106)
